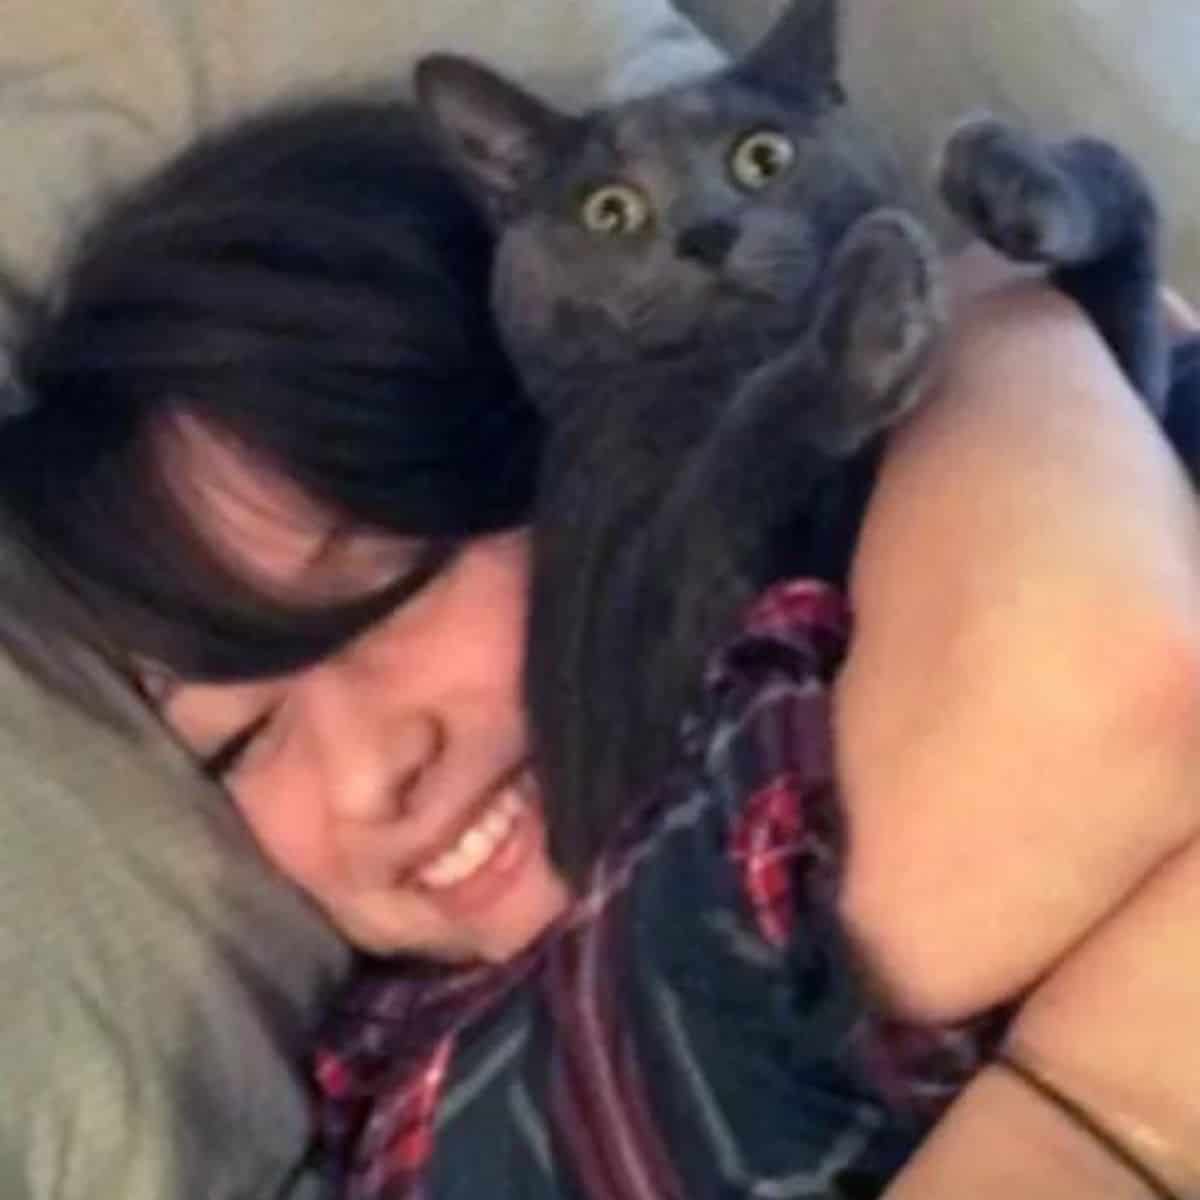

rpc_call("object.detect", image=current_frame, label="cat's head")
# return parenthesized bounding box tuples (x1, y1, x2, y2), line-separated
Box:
(416, 0, 898, 387)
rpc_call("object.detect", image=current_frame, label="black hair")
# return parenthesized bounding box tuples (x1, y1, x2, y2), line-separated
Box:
(0, 94, 542, 685)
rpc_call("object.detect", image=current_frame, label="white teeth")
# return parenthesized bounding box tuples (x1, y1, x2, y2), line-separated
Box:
(481, 807, 509, 842)
(417, 786, 525, 890)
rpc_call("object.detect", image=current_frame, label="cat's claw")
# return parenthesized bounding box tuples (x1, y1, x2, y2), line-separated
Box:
(938, 115, 1094, 265)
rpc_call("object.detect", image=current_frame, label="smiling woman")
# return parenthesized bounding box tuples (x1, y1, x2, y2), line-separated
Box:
(153, 419, 563, 959)
(162, 512, 564, 961)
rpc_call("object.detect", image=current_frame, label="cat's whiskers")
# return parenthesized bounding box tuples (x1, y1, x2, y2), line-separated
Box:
(622, 284, 706, 342)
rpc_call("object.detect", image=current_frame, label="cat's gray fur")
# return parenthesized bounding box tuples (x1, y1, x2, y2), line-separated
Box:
(417, 0, 1171, 885)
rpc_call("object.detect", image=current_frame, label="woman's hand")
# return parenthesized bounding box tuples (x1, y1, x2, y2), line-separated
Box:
(834, 279, 1200, 1021)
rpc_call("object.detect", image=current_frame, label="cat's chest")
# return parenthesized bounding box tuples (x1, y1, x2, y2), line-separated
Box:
(529, 328, 803, 528)
(542, 375, 723, 504)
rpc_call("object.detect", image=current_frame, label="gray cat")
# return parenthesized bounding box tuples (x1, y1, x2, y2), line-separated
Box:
(416, 0, 1172, 885)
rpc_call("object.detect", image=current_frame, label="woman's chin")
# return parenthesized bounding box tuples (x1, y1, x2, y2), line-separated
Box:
(472, 866, 571, 963)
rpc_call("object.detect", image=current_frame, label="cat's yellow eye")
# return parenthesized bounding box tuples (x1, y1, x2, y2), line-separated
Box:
(729, 129, 796, 191)
(579, 183, 651, 237)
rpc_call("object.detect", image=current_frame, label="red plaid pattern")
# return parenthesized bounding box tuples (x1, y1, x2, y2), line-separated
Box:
(730, 777, 808, 949)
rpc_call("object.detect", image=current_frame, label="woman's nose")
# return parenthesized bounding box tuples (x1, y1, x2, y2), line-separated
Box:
(308, 675, 445, 826)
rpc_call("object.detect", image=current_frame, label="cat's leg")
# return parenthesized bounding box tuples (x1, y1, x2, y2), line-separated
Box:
(938, 116, 1168, 413)
(731, 208, 943, 466)
(654, 209, 944, 572)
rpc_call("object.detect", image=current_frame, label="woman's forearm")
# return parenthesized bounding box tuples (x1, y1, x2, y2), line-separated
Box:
(1002, 833, 1200, 1196)
(887, 835, 1200, 1198)
(884, 1064, 1164, 1199)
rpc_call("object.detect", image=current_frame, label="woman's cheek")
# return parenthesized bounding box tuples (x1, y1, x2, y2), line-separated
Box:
(231, 768, 342, 899)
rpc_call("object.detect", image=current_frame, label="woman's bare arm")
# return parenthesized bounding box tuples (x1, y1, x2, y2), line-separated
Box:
(835, 282, 1200, 1021)
(885, 834, 1200, 1197)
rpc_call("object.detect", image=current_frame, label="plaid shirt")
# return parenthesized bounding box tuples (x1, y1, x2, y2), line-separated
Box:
(315, 580, 1006, 1200)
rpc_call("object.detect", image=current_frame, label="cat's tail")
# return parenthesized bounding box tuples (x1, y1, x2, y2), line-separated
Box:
(1163, 334, 1200, 484)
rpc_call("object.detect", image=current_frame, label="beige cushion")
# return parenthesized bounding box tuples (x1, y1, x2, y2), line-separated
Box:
(0, 630, 349, 1200)
(0, 3, 722, 1198)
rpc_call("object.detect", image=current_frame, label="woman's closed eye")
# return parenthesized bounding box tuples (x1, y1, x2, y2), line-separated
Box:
(201, 709, 276, 780)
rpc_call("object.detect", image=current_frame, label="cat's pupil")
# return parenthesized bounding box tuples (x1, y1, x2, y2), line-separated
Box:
(729, 131, 795, 192)
(753, 145, 779, 175)
(601, 197, 626, 225)
(580, 184, 649, 236)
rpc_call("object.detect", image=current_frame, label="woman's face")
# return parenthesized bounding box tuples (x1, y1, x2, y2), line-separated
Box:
(153, 416, 569, 962)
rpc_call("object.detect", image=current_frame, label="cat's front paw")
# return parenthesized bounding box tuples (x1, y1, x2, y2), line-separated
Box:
(938, 115, 1093, 264)
(813, 209, 944, 453)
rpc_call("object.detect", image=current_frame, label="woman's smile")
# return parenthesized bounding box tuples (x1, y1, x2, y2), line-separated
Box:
(413, 766, 550, 916)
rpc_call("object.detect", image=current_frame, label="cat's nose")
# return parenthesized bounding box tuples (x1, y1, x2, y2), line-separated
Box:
(676, 220, 739, 268)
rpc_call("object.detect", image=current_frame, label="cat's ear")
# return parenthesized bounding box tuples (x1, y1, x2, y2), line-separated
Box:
(735, 0, 844, 103)
(415, 54, 576, 222)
